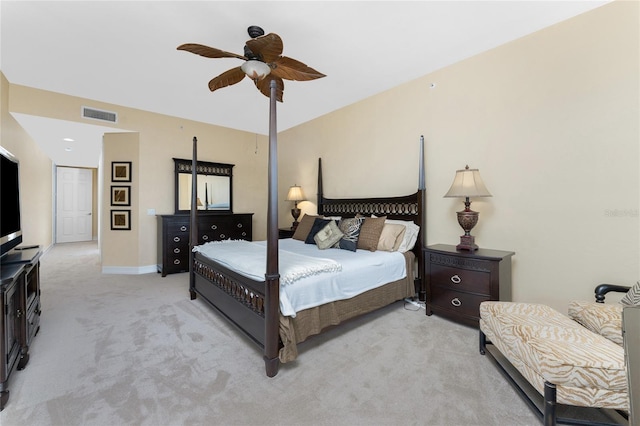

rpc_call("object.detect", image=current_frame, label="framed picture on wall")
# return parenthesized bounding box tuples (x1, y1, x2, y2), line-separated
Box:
(110, 210, 131, 230)
(112, 161, 132, 182)
(110, 185, 131, 206)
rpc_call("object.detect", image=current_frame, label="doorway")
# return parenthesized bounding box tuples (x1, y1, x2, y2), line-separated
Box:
(56, 167, 93, 243)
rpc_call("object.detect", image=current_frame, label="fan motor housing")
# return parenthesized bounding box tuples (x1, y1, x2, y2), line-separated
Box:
(248, 26, 264, 38)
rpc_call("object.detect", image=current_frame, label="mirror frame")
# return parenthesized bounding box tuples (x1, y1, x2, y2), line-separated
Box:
(173, 158, 234, 214)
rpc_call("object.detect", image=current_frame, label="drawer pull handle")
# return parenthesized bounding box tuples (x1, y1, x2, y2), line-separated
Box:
(451, 298, 462, 307)
(211, 225, 217, 230)
(220, 234, 226, 239)
(173, 248, 180, 254)
(180, 226, 187, 232)
(173, 237, 181, 243)
(450, 275, 461, 284)
(241, 232, 247, 237)
(173, 259, 181, 265)
(202, 235, 209, 241)
(237, 223, 243, 228)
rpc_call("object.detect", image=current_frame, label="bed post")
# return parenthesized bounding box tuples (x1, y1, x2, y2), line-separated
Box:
(418, 135, 427, 301)
(189, 136, 198, 300)
(317, 158, 323, 213)
(264, 79, 281, 377)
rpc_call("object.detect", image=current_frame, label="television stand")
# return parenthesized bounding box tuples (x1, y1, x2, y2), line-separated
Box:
(0, 246, 42, 411)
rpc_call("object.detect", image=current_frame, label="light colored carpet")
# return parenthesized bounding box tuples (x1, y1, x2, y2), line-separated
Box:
(0, 241, 537, 426)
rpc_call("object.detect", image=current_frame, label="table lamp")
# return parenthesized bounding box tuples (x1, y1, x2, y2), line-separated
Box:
(444, 165, 492, 251)
(285, 185, 305, 229)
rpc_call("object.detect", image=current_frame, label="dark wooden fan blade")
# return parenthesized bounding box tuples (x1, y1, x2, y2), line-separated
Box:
(177, 43, 246, 60)
(208, 67, 246, 92)
(245, 33, 283, 63)
(270, 56, 326, 81)
(255, 77, 284, 102)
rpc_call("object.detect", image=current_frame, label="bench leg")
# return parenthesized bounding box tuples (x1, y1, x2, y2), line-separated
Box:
(479, 330, 487, 355)
(544, 381, 557, 426)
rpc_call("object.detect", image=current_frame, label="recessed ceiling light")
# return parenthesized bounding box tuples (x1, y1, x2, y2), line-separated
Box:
(63, 137, 74, 142)
(65, 147, 73, 152)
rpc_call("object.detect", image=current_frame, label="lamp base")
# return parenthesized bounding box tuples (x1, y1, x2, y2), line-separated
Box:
(290, 207, 301, 231)
(456, 235, 478, 251)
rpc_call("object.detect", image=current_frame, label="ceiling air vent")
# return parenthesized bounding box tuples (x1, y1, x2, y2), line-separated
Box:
(81, 106, 118, 123)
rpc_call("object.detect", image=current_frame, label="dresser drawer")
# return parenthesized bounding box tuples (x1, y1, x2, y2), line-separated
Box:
(167, 233, 189, 247)
(166, 222, 189, 235)
(166, 244, 187, 257)
(430, 264, 491, 295)
(166, 253, 189, 273)
(199, 215, 251, 242)
(430, 286, 490, 319)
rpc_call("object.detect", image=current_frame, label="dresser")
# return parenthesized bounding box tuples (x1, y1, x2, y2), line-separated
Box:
(425, 244, 514, 327)
(157, 213, 253, 276)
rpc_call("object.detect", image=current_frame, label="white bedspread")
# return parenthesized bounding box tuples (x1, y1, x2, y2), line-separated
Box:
(192, 240, 342, 286)
(194, 239, 406, 317)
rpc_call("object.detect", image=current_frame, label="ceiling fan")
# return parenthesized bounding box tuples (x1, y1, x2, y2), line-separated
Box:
(177, 26, 325, 102)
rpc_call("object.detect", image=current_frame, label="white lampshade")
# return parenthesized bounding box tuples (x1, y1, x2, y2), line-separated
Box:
(286, 185, 305, 202)
(444, 165, 492, 198)
(241, 60, 271, 80)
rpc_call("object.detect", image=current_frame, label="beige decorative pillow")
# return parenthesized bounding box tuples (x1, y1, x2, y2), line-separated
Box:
(357, 216, 387, 251)
(314, 221, 344, 250)
(620, 281, 640, 307)
(384, 219, 420, 253)
(292, 214, 322, 241)
(377, 223, 406, 251)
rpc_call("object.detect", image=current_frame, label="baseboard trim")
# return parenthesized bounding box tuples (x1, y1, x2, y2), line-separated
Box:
(102, 265, 158, 275)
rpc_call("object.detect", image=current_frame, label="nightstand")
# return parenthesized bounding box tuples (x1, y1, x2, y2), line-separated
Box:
(278, 227, 295, 239)
(425, 244, 514, 327)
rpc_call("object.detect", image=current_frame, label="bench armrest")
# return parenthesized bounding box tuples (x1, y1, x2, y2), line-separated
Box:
(595, 283, 631, 303)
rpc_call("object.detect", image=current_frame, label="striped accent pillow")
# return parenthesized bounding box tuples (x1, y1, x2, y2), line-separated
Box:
(620, 281, 640, 307)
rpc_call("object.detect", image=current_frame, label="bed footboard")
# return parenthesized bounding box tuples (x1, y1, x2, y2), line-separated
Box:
(192, 252, 272, 354)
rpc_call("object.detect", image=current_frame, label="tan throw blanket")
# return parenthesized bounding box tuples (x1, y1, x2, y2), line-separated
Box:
(193, 240, 342, 286)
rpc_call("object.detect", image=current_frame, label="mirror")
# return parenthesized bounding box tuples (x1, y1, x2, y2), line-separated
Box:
(174, 158, 233, 214)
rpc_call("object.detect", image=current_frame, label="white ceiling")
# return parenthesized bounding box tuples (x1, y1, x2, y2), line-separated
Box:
(1, 1, 610, 168)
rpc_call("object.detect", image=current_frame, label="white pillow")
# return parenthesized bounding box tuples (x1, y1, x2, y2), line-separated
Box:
(384, 219, 420, 253)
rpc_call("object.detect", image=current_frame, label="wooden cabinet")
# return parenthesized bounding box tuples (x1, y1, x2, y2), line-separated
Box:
(425, 244, 513, 327)
(157, 213, 253, 276)
(1, 247, 41, 411)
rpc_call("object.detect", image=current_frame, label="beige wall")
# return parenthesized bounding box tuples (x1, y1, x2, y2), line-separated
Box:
(101, 132, 140, 269)
(7, 82, 269, 271)
(278, 0, 639, 312)
(0, 73, 54, 251)
(1, 1, 637, 312)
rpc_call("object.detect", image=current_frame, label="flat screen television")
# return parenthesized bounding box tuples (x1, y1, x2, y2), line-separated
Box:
(0, 146, 23, 258)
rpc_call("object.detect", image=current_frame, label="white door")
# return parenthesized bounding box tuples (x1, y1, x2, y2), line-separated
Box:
(56, 167, 93, 243)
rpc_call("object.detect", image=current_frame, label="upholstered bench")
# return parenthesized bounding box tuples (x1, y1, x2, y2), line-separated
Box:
(479, 301, 629, 425)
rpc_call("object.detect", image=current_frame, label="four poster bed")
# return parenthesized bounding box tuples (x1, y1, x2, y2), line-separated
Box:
(188, 159, 426, 376)
(188, 135, 426, 378)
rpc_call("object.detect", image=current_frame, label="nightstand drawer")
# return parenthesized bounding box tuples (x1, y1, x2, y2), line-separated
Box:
(430, 286, 490, 319)
(430, 264, 490, 295)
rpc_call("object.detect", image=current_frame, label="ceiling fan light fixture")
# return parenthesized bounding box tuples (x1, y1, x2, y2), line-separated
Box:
(241, 60, 271, 80)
